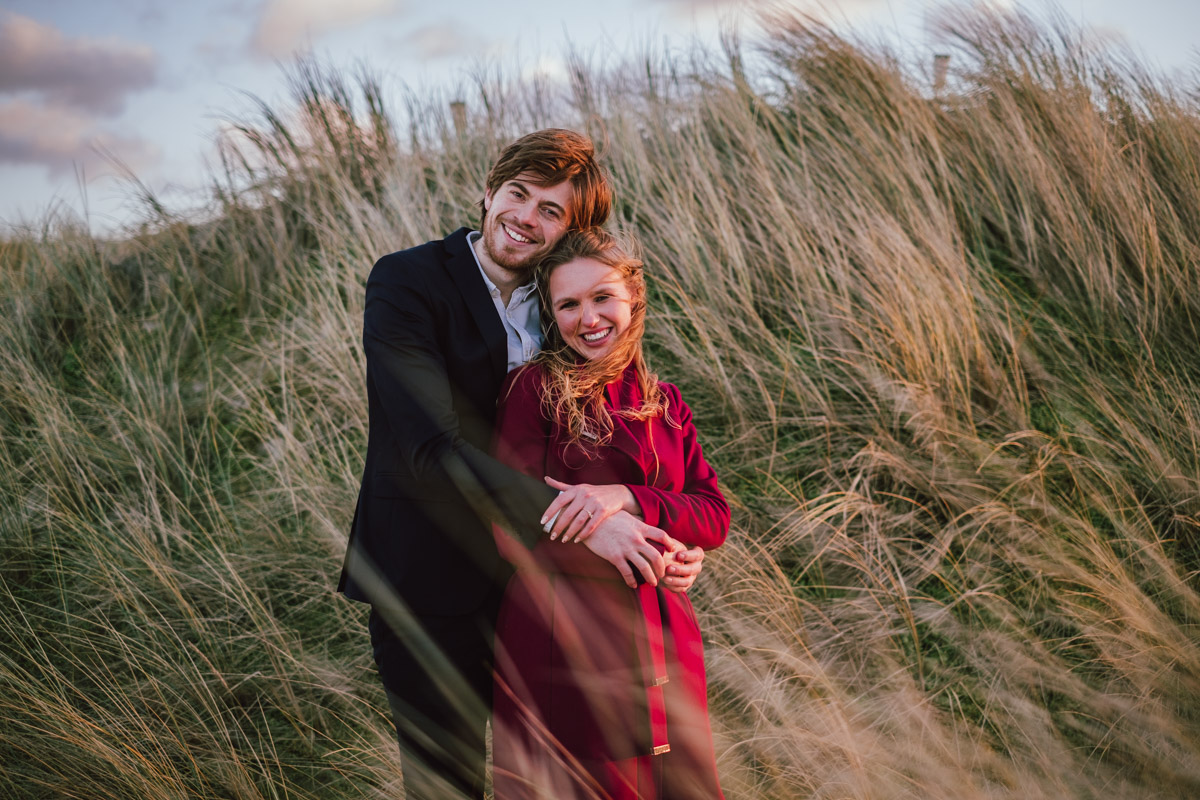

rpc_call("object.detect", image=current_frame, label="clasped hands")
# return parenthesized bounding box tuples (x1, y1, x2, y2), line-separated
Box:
(539, 477, 704, 592)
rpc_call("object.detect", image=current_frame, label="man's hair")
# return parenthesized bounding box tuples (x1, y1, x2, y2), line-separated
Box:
(480, 129, 611, 230)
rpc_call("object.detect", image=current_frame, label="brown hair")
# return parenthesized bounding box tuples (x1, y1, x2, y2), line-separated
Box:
(530, 228, 670, 451)
(480, 129, 612, 230)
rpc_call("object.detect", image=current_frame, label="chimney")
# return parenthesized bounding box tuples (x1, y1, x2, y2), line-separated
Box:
(450, 100, 467, 137)
(933, 54, 950, 94)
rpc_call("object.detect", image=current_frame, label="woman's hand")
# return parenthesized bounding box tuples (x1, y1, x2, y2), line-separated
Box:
(540, 477, 642, 543)
(581, 513, 673, 588)
(662, 545, 705, 593)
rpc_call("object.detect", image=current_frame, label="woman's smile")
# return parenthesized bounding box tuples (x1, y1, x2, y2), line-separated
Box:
(549, 258, 633, 360)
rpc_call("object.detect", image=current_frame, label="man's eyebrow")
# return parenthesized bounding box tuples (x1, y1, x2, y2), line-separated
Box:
(509, 180, 566, 214)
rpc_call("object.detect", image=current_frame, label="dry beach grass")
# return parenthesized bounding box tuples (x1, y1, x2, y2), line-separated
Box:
(2, 8, 1199, 798)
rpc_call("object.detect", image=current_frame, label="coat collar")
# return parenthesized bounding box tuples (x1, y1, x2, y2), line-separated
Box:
(444, 227, 507, 380)
(603, 367, 654, 483)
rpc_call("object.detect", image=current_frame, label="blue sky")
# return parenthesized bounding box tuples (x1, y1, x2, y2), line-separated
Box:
(2, 0, 1197, 234)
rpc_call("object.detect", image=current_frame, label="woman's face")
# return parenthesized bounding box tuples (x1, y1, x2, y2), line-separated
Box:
(548, 257, 633, 361)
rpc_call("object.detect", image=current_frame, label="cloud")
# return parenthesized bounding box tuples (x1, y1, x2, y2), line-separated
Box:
(650, 0, 743, 9)
(650, 0, 884, 23)
(521, 55, 570, 85)
(649, 0, 789, 13)
(252, 0, 403, 58)
(0, 99, 160, 178)
(400, 22, 482, 61)
(0, 12, 157, 116)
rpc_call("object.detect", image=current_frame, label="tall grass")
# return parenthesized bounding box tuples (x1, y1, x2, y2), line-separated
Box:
(3, 6, 1199, 798)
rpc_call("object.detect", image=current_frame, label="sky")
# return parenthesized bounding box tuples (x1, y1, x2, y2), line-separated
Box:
(1, 0, 1197, 235)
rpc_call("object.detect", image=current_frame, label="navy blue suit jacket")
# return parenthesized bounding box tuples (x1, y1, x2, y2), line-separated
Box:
(338, 228, 556, 614)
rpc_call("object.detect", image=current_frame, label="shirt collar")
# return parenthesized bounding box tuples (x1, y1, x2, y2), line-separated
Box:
(466, 230, 538, 300)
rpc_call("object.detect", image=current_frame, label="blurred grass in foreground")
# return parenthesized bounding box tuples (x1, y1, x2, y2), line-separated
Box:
(3, 6, 1200, 798)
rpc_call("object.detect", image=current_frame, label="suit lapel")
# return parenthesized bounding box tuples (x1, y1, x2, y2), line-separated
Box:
(444, 228, 507, 381)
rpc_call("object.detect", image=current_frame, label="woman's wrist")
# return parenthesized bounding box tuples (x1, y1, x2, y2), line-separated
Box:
(622, 486, 643, 519)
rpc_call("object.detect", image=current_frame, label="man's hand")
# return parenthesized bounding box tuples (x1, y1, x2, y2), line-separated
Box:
(582, 511, 673, 589)
(541, 477, 641, 543)
(662, 545, 705, 593)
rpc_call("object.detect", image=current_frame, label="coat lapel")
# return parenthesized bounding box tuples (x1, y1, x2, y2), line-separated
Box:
(444, 228, 507, 381)
(604, 369, 652, 484)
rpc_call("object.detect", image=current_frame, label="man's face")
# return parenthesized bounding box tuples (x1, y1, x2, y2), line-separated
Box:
(481, 174, 573, 273)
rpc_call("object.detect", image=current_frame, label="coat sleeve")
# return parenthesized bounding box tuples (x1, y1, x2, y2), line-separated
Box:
(363, 259, 554, 547)
(626, 386, 729, 550)
(490, 365, 578, 568)
(492, 365, 631, 579)
(491, 365, 551, 483)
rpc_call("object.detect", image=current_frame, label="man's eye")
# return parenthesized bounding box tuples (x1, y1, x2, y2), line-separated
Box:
(543, 208, 561, 220)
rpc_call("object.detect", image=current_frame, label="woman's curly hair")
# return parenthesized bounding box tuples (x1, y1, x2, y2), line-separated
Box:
(529, 227, 671, 451)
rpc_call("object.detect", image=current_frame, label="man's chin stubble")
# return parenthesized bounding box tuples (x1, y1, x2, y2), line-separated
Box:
(485, 241, 541, 275)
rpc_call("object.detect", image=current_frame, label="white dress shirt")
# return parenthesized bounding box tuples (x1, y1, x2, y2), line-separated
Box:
(466, 231, 542, 371)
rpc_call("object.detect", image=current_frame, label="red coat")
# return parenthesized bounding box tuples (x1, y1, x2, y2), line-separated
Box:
(491, 362, 728, 799)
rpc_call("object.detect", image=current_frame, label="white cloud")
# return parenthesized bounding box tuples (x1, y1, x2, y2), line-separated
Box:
(521, 55, 570, 85)
(400, 22, 481, 61)
(651, 0, 886, 25)
(252, 0, 404, 58)
(0, 12, 157, 116)
(0, 99, 160, 177)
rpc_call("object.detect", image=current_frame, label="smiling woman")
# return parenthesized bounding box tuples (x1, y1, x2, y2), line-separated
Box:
(490, 227, 729, 799)
(548, 256, 634, 360)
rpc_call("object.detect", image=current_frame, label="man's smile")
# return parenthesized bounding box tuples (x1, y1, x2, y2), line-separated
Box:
(502, 223, 535, 245)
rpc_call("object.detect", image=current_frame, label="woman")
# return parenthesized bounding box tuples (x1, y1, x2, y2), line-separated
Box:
(491, 228, 728, 799)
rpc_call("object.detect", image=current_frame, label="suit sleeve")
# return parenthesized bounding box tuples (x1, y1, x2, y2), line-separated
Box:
(626, 386, 729, 550)
(363, 261, 554, 547)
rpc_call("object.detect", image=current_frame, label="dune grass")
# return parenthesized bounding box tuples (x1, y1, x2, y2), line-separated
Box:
(2, 6, 1199, 798)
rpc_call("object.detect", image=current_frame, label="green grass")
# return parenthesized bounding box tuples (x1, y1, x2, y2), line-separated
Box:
(3, 6, 1200, 798)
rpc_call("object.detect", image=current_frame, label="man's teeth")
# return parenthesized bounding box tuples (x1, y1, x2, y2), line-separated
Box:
(583, 329, 610, 342)
(505, 225, 532, 244)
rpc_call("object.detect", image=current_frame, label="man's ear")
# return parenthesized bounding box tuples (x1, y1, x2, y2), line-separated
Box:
(483, 188, 493, 213)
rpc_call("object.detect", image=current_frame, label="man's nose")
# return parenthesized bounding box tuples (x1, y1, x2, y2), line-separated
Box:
(515, 202, 537, 228)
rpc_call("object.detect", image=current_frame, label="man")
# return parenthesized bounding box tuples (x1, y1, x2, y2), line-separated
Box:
(338, 129, 706, 799)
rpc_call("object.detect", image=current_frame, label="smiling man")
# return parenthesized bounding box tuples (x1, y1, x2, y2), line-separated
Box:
(338, 129, 707, 799)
